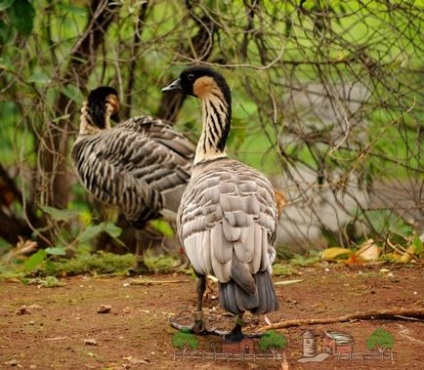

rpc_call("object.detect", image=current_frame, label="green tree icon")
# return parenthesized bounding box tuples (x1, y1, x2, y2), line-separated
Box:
(171, 329, 199, 353)
(366, 328, 394, 354)
(259, 330, 288, 354)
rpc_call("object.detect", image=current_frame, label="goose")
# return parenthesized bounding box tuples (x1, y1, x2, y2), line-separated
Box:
(162, 67, 279, 340)
(72, 86, 195, 269)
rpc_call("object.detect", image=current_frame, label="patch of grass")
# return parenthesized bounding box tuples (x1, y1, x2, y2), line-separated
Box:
(41, 252, 135, 276)
(0, 252, 135, 280)
(22, 276, 65, 287)
(290, 251, 322, 267)
(143, 252, 181, 273)
(272, 263, 298, 277)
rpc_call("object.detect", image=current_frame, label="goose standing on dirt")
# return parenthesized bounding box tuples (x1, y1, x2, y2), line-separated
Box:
(72, 87, 195, 269)
(162, 67, 279, 340)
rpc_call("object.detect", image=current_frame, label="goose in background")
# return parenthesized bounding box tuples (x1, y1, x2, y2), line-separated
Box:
(72, 86, 195, 270)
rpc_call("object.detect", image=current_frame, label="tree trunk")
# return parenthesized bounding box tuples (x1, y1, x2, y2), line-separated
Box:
(37, 0, 118, 245)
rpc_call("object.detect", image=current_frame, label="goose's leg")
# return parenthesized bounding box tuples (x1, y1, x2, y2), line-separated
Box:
(169, 274, 210, 334)
(192, 274, 206, 332)
(128, 229, 149, 275)
(224, 314, 245, 342)
(169, 279, 261, 338)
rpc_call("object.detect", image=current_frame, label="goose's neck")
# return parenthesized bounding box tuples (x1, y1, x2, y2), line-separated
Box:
(78, 101, 112, 135)
(194, 93, 231, 165)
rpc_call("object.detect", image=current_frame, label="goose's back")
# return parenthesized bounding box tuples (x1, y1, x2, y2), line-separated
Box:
(178, 158, 277, 282)
(72, 116, 195, 225)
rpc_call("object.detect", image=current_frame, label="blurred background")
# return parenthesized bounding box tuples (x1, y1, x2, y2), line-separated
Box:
(0, 0, 423, 273)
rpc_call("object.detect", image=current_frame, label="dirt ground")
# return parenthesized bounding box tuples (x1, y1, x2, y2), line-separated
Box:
(0, 263, 423, 370)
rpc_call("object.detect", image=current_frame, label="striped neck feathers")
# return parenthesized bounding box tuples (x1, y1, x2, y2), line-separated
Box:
(78, 100, 113, 135)
(194, 77, 231, 165)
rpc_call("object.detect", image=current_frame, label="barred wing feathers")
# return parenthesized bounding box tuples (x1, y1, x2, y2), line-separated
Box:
(72, 116, 194, 226)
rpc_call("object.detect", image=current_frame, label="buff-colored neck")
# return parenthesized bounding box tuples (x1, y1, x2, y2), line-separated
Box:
(78, 101, 113, 135)
(194, 89, 230, 165)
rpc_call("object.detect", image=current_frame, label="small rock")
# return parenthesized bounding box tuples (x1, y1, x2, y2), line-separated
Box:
(83, 339, 98, 346)
(97, 305, 112, 314)
(4, 359, 18, 366)
(16, 305, 30, 315)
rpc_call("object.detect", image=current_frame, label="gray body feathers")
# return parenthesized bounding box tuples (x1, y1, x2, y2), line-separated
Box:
(178, 158, 279, 315)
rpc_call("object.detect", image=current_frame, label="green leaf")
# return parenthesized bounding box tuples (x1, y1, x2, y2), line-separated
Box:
(6, 0, 35, 36)
(75, 224, 104, 244)
(150, 220, 174, 237)
(321, 247, 353, 261)
(0, 19, 16, 43)
(60, 84, 83, 102)
(57, 3, 86, 16)
(412, 235, 423, 254)
(27, 72, 51, 84)
(45, 247, 67, 256)
(102, 222, 122, 239)
(73, 222, 122, 245)
(0, 0, 14, 11)
(39, 205, 79, 222)
(24, 250, 47, 271)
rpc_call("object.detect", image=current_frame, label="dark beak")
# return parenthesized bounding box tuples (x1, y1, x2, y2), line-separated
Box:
(162, 78, 182, 93)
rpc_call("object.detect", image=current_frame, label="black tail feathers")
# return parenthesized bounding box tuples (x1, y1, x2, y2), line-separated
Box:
(219, 271, 279, 315)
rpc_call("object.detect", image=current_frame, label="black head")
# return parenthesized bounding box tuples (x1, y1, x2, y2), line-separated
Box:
(87, 86, 120, 128)
(162, 66, 231, 106)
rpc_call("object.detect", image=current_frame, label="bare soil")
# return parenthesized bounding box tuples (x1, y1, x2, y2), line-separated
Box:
(1, 264, 423, 370)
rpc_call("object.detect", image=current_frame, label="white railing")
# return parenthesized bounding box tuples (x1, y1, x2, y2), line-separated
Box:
(173, 351, 283, 362)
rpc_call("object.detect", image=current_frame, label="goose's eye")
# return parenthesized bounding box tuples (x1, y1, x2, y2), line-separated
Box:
(187, 74, 195, 81)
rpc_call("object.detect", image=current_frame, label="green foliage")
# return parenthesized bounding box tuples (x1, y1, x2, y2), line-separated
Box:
(259, 330, 287, 353)
(412, 235, 424, 255)
(23, 249, 48, 271)
(0, 0, 35, 39)
(38, 204, 123, 253)
(143, 253, 180, 273)
(0, 252, 135, 279)
(39, 205, 80, 222)
(149, 220, 175, 237)
(171, 329, 199, 351)
(23, 276, 65, 288)
(272, 263, 296, 277)
(75, 222, 122, 245)
(366, 328, 395, 353)
(40, 252, 135, 276)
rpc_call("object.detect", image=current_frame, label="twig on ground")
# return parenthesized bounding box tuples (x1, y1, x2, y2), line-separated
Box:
(129, 279, 190, 286)
(259, 308, 424, 331)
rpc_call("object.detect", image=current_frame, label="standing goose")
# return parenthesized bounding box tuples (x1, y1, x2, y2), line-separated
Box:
(162, 67, 279, 339)
(72, 87, 195, 268)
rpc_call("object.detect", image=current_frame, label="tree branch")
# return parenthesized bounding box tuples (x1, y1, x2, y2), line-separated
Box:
(39, 0, 118, 211)
(156, 1, 219, 121)
(259, 308, 424, 332)
(123, 1, 150, 118)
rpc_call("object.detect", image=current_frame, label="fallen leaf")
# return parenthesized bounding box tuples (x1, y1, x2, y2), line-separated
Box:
(400, 245, 416, 263)
(356, 239, 380, 261)
(321, 247, 353, 261)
